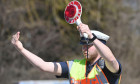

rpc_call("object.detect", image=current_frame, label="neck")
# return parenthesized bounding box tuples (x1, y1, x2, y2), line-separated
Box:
(88, 55, 101, 65)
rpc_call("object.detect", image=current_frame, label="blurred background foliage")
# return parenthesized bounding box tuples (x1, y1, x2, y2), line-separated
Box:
(0, 0, 140, 84)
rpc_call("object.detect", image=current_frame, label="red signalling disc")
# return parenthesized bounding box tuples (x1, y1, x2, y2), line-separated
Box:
(64, 1, 82, 24)
(65, 5, 76, 18)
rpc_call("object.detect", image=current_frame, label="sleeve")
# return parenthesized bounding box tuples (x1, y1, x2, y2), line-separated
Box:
(56, 62, 69, 79)
(103, 60, 122, 84)
(104, 60, 122, 76)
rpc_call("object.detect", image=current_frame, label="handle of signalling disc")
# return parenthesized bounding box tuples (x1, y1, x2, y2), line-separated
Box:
(76, 19, 88, 38)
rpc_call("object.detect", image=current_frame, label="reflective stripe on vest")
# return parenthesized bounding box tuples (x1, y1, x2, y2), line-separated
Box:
(67, 59, 109, 84)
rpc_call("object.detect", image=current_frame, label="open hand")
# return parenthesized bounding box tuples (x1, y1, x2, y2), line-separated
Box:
(11, 32, 23, 51)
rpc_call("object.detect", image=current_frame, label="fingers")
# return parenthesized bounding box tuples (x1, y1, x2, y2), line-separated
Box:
(12, 32, 20, 42)
(77, 24, 89, 33)
(17, 32, 20, 40)
(77, 23, 93, 38)
(77, 24, 84, 32)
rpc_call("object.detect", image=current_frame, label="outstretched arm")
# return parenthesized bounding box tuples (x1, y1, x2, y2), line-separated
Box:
(77, 24, 119, 73)
(11, 32, 62, 76)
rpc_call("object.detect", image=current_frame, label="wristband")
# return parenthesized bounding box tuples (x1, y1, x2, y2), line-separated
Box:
(89, 33, 97, 43)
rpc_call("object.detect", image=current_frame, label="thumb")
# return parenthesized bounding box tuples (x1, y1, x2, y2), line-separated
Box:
(77, 26, 81, 32)
(77, 26, 79, 30)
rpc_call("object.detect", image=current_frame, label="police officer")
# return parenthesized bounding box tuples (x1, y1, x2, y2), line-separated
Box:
(11, 23, 122, 84)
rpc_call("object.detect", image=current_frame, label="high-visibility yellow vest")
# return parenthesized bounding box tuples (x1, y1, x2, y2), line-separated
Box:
(67, 59, 109, 84)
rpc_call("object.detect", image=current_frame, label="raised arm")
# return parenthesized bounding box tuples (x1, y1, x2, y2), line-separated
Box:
(77, 24, 119, 73)
(11, 32, 62, 76)
(93, 39, 119, 73)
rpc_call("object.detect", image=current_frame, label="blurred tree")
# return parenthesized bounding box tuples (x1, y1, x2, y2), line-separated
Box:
(0, 0, 140, 84)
